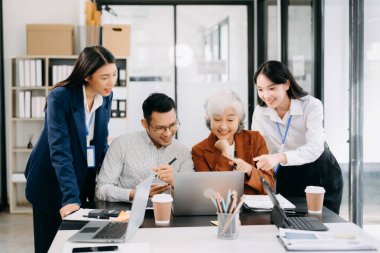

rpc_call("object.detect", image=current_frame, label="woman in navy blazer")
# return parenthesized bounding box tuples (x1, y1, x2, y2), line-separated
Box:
(24, 46, 117, 253)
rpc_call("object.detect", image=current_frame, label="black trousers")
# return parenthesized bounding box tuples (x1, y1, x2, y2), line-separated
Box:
(33, 206, 62, 253)
(31, 170, 97, 253)
(276, 144, 344, 214)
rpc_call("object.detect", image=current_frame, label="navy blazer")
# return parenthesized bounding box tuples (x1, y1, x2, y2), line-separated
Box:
(25, 85, 112, 216)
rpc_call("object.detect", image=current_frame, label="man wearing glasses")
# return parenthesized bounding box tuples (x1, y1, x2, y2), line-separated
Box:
(96, 93, 194, 201)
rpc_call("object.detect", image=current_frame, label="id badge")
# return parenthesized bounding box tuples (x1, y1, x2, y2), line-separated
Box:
(87, 145, 96, 168)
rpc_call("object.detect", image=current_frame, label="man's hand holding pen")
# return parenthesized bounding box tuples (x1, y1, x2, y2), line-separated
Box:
(152, 157, 177, 187)
(154, 165, 174, 186)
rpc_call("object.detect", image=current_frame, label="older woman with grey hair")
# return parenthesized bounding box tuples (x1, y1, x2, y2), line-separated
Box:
(192, 89, 274, 194)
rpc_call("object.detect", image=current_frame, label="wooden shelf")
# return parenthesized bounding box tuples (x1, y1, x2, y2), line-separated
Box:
(12, 148, 33, 153)
(11, 86, 46, 90)
(12, 117, 44, 121)
(10, 205, 32, 214)
(12, 173, 27, 183)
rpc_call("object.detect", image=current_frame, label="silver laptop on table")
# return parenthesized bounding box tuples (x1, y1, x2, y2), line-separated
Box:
(68, 173, 154, 243)
(172, 171, 244, 216)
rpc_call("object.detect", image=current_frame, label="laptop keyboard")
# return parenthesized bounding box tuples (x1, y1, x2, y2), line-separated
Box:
(287, 216, 328, 231)
(93, 222, 128, 239)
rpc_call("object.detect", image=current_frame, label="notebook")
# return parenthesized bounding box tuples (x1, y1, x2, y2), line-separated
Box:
(243, 194, 295, 211)
(172, 171, 244, 216)
(259, 176, 328, 231)
(68, 173, 154, 243)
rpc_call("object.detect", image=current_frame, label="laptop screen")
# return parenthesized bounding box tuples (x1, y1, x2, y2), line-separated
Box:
(125, 172, 154, 241)
(173, 171, 244, 216)
(259, 176, 281, 207)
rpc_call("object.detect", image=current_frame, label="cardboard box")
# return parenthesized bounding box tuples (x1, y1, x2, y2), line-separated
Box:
(102, 24, 131, 56)
(27, 24, 74, 55)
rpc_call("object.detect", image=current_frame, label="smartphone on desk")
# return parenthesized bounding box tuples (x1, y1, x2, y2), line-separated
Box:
(86, 209, 121, 219)
(72, 245, 118, 252)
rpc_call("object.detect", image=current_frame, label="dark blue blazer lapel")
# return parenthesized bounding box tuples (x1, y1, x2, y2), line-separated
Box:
(72, 85, 87, 159)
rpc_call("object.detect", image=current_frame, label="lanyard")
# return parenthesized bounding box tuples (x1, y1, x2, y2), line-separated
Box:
(274, 115, 292, 175)
(85, 112, 95, 147)
(276, 115, 293, 146)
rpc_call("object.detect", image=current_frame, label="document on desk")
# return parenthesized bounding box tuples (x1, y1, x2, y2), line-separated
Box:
(63, 208, 96, 221)
(277, 228, 377, 251)
(243, 194, 295, 211)
(63, 208, 130, 222)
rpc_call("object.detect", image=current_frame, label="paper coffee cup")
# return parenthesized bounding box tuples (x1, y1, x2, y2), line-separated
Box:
(152, 194, 173, 225)
(305, 186, 325, 214)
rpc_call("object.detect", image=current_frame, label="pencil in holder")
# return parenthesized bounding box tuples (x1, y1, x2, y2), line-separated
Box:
(217, 212, 239, 240)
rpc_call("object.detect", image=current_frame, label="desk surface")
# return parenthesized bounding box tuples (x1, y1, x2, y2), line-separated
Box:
(52, 223, 380, 253)
(60, 198, 346, 230)
(52, 199, 377, 253)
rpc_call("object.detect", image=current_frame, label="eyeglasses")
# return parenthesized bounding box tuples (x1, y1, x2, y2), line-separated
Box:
(149, 121, 180, 135)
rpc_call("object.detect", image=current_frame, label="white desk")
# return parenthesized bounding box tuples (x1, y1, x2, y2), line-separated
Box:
(50, 223, 380, 253)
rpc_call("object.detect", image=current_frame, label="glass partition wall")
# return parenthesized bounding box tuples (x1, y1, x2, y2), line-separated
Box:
(260, 0, 317, 95)
(363, 0, 380, 225)
(325, 0, 380, 228)
(102, 3, 250, 148)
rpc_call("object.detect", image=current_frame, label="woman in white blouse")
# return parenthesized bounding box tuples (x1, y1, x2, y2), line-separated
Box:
(251, 60, 343, 214)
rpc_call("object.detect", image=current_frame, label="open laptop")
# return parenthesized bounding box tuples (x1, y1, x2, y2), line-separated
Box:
(172, 171, 244, 216)
(259, 176, 328, 231)
(68, 173, 154, 243)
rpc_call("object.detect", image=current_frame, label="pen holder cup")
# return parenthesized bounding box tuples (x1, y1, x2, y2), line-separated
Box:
(217, 212, 239, 240)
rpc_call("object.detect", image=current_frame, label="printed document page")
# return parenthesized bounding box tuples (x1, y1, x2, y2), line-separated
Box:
(278, 228, 377, 251)
(244, 194, 295, 210)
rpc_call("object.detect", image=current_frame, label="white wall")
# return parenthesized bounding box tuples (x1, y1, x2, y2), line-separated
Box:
(3, 0, 81, 113)
(3, 0, 80, 61)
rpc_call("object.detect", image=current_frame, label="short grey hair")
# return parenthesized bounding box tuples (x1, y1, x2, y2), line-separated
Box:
(204, 89, 246, 132)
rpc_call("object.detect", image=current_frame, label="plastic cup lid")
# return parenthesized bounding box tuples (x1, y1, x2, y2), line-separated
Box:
(305, 186, 326, 194)
(152, 193, 173, 203)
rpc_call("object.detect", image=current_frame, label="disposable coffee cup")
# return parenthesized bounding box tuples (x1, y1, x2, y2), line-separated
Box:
(305, 186, 325, 214)
(151, 193, 173, 225)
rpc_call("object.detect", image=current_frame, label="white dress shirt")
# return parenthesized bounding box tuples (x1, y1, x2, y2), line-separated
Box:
(83, 85, 103, 143)
(251, 95, 325, 166)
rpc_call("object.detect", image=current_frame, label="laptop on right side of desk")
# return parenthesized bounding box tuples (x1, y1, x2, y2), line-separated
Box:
(259, 176, 328, 231)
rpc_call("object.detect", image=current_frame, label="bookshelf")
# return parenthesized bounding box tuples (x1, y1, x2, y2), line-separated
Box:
(7, 55, 128, 213)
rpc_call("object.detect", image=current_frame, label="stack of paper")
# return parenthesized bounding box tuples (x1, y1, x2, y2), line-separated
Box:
(278, 228, 377, 251)
(243, 194, 295, 210)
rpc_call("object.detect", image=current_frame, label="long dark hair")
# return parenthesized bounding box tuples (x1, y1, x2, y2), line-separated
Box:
(254, 60, 308, 107)
(52, 46, 116, 89)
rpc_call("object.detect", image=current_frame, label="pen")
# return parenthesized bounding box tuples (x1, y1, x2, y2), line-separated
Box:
(225, 189, 231, 212)
(215, 193, 223, 213)
(210, 196, 218, 210)
(228, 191, 237, 213)
(221, 197, 227, 213)
(168, 157, 177, 165)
